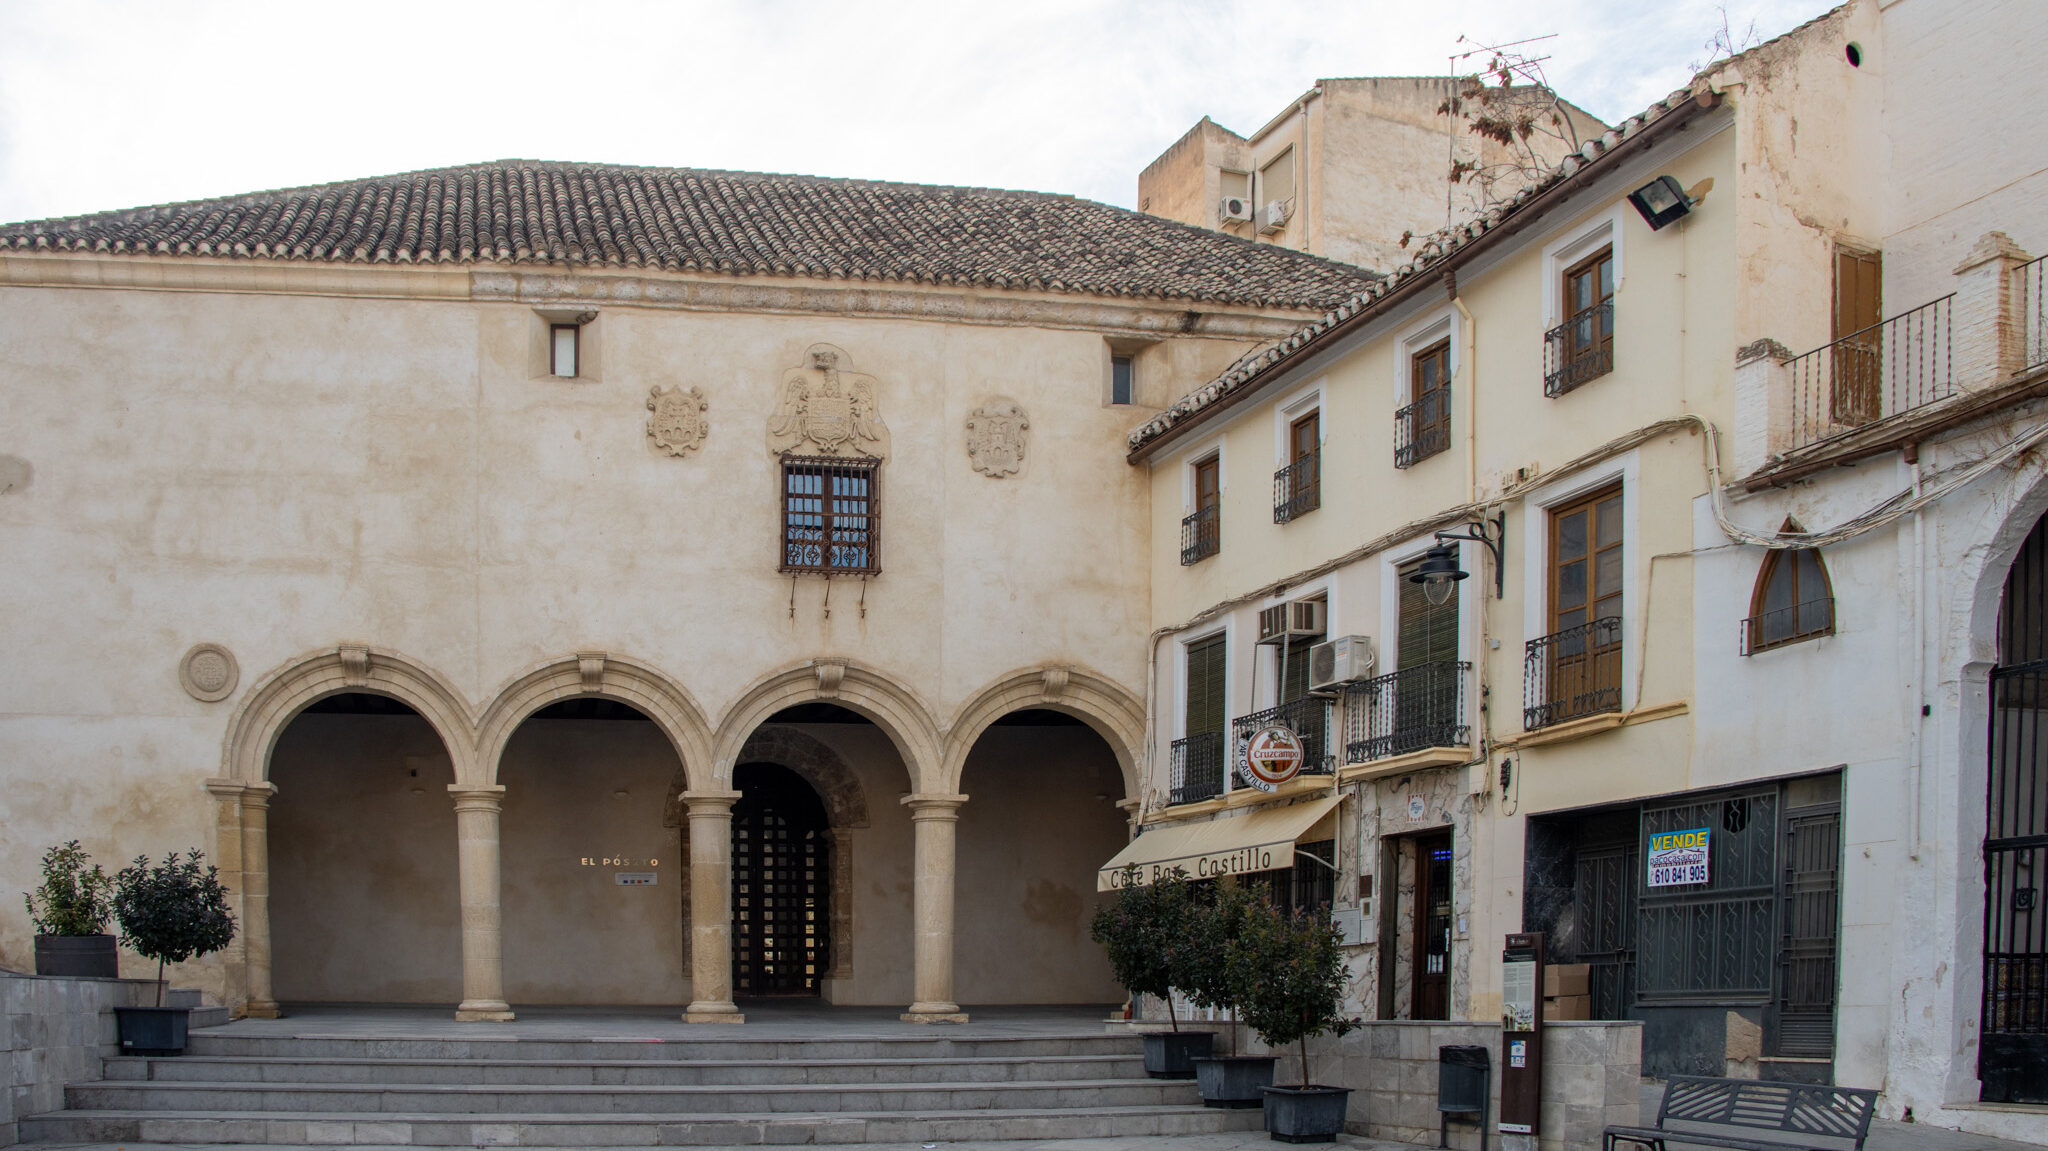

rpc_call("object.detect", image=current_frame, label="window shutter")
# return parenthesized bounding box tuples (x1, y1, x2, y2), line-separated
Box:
(1186, 636, 1226, 736)
(1398, 559, 1459, 669)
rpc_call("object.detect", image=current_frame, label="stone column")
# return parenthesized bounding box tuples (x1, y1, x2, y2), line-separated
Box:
(683, 790, 745, 1023)
(901, 793, 969, 1023)
(449, 784, 514, 1021)
(1953, 231, 2032, 390)
(238, 782, 280, 1018)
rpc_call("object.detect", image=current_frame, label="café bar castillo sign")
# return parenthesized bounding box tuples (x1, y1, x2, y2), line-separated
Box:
(1241, 724, 1305, 793)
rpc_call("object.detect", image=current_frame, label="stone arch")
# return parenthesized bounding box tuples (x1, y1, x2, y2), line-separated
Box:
(710, 660, 944, 792)
(222, 643, 477, 784)
(939, 664, 1145, 797)
(664, 725, 870, 830)
(475, 653, 714, 790)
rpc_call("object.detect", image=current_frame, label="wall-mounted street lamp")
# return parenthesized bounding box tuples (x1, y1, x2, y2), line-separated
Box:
(1408, 513, 1506, 604)
(1627, 175, 1710, 231)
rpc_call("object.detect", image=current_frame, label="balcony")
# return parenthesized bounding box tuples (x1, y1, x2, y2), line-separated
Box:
(1273, 451, 1321, 524)
(1344, 661, 1472, 763)
(1394, 388, 1450, 469)
(1739, 598, 1835, 655)
(1180, 504, 1219, 565)
(1232, 697, 1334, 781)
(1524, 617, 1624, 731)
(1785, 294, 1953, 451)
(1544, 300, 1614, 397)
(1170, 732, 1226, 805)
(2022, 254, 2047, 374)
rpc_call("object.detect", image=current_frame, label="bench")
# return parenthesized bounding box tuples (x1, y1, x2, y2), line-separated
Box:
(1604, 1075, 1881, 1151)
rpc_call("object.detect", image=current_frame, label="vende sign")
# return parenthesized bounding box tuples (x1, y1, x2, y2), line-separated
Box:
(1241, 725, 1305, 792)
(1646, 827, 1711, 888)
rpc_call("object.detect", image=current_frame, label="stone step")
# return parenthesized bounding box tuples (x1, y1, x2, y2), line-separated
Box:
(105, 1052, 1143, 1085)
(21, 1103, 1262, 1145)
(67, 1077, 1195, 1115)
(182, 1033, 1138, 1063)
(157, 988, 231, 1029)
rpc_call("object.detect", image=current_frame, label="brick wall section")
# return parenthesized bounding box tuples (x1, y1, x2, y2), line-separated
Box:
(0, 972, 156, 1147)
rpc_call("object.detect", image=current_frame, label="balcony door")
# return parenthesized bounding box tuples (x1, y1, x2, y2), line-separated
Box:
(1393, 556, 1460, 755)
(1831, 247, 1882, 426)
(1542, 486, 1623, 724)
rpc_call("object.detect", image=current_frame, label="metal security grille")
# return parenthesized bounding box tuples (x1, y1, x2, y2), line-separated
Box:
(1243, 839, 1336, 917)
(1775, 804, 1841, 1058)
(1524, 618, 1623, 730)
(731, 769, 829, 996)
(1575, 840, 1639, 1021)
(1637, 790, 1780, 1001)
(781, 457, 878, 575)
(1984, 512, 2048, 1103)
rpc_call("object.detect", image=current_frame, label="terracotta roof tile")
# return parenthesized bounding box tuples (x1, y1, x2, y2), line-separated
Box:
(0, 160, 1380, 312)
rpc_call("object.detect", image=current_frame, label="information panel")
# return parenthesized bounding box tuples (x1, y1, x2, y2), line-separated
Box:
(1646, 827, 1712, 888)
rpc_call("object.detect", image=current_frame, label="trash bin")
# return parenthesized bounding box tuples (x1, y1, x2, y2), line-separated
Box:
(1437, 1044, 1490, 1151)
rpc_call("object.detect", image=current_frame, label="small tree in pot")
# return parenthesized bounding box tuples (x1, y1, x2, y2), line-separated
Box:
(24, 841, 119, 977)
(1233, 900, 1355, 1142)
(1090, 866, 1211, 1077)
(111, 851, 237, 1055)
(1174, 881, 1277, 1107)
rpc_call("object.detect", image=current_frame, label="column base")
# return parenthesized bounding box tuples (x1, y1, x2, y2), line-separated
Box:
(901, 1003, 969, 1024)
(241, 999, 282, 1020)
(455, 1000, 515, 1022)
(685, 1002, 745, 1024)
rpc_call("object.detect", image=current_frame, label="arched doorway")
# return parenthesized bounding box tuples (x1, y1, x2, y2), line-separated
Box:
(1984, 511, 2048, 1103)
(731, 763, 830, 996)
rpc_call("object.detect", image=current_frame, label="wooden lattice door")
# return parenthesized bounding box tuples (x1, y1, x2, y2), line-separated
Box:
(730, 764, 830, 997)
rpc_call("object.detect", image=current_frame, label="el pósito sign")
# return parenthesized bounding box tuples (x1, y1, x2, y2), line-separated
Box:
(1646, 827, 1711, 888)
(1240, 725, 1305, 792)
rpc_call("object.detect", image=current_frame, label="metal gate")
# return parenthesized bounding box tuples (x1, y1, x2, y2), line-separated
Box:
(1774, 804, 1841, 1058)
(731, 765, 830, 997)
(1574, 839, 1639, 1021)
(1984, 514, 2048, 1102)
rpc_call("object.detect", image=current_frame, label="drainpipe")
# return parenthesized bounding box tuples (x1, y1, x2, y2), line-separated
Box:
(1909, 449, 1925, 859)
(1297, 93, 1315, 255)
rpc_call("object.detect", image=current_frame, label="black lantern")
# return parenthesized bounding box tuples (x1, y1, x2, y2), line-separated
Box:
(1627, 175, 1693, 230)
(1412, 542, 1467, 606)
(1407, 513, 1506, 601)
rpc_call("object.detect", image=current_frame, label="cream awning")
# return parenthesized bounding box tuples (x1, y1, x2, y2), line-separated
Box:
(1097, 795, 1340, 892)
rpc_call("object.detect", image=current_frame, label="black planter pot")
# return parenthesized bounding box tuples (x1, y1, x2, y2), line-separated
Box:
(1141, 1030, 1214, 1078)
(33, 934, 119, 978)
(113, 1006, 190, 1056)
(1194, 1055, 1278, 1108)
(1263, 1084, 1352, 1143)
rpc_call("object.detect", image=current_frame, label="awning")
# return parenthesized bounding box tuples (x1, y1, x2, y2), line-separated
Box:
(1097, 795, 1341, 892)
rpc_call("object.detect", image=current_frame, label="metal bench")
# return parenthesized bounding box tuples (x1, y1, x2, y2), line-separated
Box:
(1604, 1075, 1880, 1151)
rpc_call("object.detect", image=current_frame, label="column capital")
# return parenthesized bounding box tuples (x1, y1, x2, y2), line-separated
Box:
(682, 789, 744, 816)
(206, 777, 276, 800)
(900, 793, 968, 820)
(448, 783, 507, 813)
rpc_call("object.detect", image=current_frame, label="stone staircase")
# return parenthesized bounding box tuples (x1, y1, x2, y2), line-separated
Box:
(21, 1029, 1259, 1145)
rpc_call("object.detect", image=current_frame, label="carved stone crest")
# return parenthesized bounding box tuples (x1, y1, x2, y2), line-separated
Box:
(768, 344, 888, 458)
(646, 386, 709, 457)
(179, 643, 239, 702)
(965, 397, 1030, 477)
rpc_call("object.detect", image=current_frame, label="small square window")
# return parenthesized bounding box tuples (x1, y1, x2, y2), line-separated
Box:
(1111, 356, 1134, 405)
(550, 324, 580, 378)
(781, 457, 880, 575)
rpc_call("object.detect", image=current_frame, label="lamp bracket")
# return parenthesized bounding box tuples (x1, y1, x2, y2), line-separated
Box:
(1431, 512, 1506, 599)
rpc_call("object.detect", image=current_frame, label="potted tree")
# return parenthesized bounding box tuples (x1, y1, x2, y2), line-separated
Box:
(24, 841, 119, 977)
(110, 850, 237, 1055)
(1235, 901, 1355, 1142)
(1179, 881, 1278, 1107)
(1090, 866, 1211, 1077)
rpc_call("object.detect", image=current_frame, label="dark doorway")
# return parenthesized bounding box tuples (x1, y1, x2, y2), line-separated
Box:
(1984, 511, 2048, 1103)
(731, 763, 830, 997)
(1414, 831, 1453, 1020)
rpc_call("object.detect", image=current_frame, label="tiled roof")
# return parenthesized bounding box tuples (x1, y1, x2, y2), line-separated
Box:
(1125, 4, 1849, 454)
(0, 161, 1381, 311)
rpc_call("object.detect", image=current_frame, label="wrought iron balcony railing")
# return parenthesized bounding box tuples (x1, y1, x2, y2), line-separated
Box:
(1394, 387, 1450, 469)
(1343, 661, 1471, 763)
(1273, 451, 1321, 524)
(1785, 294, 1953, 451)
(1170, 732, 1226, 805)
(2022, 254, 2047, 374)
(1232, 697, 1334, 781)
(1524, 617, 1624, 731)
(1180, 504, 1219, 565)
(1544, 300, 1614, 397)
(1739, 598, 1835, 655)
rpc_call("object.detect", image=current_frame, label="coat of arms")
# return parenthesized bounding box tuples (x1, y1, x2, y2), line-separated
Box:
(965, 398, 1030, 477)
(646, 386, 709, 457)
(768, 344, 888, 458)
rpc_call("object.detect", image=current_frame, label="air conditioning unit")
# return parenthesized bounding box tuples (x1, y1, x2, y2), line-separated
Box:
(1219, 196, 1253, 223)
(1259, 600, 1325, 644)
(1258, 199, 1293, 234)
(1309, 635, 1376, 693)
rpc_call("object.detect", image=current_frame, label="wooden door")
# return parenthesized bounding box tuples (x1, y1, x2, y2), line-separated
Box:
(1831, 248, 1882, 425)
(1412, 832, 1453, 1020)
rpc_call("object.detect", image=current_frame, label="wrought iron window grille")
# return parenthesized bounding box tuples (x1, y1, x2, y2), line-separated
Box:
(1739, 598, 1835, 655)
(1180, 504, 1220, 565)
(780, 456, 879, 575)
(1342, 661, 1471, 763)
(1394, 386, 1451, 469)
(1784, 294, 1953, 452)
(1273, 450, 1321, 524)
(1231, 696, 1334, 783)
(1169, 732, 1227, 806)
(1524, 617, 1624, 730)
(1543, 300, 1615, 397)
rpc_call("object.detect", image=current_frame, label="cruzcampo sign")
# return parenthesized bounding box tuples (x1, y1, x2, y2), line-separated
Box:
(1241, 725, 1305, 792)
(1646, 827, 1711, 888)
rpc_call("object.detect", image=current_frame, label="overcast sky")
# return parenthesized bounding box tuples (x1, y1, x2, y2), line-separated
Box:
(0, 0, 1826, 225)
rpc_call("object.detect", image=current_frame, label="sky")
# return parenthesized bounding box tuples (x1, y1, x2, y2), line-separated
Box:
(0, 0, 1829, 225)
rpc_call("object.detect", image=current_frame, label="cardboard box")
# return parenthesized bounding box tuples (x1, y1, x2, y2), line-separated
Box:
(1546, 994, 1592, 1021)
(1543, 963, 1591, 998)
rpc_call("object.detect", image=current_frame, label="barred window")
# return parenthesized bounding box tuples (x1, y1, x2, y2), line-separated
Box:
(781, 457, 879, 575)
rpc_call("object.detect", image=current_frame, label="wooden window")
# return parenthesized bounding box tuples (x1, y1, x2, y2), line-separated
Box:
(780, 457, 878, 575)
(1562, 246, 1615, 372)
(1745, 546, 1835, 653)
(1111, 355, 1134, 405)
(1195, 456, 1220, 515)
(1275, 410, 1320, 521)
(1290, 411, 1319, 465)
(1831, 247, 1882, 425)
(1399, 339, 1452, 467)
(1185, 634, 1227, 738)
(550, 324, 579, 378)
(1551, 485, 1624, 636)
(1182, 455, 1221, 564)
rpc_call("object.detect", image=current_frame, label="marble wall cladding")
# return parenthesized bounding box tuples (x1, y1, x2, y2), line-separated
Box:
(0, 972, 155, 1147)
(1361, 767, 1472, 1019)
